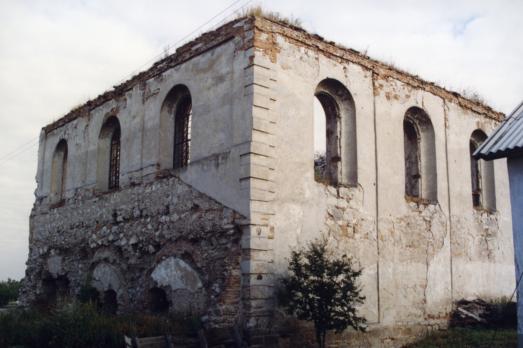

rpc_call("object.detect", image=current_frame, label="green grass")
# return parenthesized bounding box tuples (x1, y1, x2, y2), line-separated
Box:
(405, 328, 517, 348)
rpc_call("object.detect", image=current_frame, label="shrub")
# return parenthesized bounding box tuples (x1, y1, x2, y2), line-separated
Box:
(280, 237, 367, 348)
(0, 278, 21, 306)
(0, 301, 198, 348)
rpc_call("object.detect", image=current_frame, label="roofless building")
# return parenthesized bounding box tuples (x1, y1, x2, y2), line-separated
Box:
(22, 14, 515, 347)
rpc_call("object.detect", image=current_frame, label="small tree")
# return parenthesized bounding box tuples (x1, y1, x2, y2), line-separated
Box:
(0, 279, 21, 307)
(281, 237, 366, 348)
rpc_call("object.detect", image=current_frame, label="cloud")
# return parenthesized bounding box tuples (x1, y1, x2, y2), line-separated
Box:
(452, 16, 480, 37)
(0, 0, 521, 280)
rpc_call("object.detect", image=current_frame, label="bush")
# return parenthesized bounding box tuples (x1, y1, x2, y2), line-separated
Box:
(280, 237, 366, 348)
(0, 278, 21, 306)
(0, 301, 198, 348)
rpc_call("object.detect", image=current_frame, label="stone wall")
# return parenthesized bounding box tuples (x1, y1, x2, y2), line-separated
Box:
(22, 174, 245, 327)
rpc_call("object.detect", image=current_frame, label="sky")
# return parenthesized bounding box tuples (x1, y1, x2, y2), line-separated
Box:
(0, 0, 522, 280)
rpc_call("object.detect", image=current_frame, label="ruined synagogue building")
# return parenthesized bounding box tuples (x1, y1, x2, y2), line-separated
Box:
(22, 15, 515, 346)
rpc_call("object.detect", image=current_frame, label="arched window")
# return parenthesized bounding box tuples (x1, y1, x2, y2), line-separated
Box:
(470, 130, 496, 210)
(313, 78, 357, 186)
(50, 139, 68, 202)
(403, 107, 437, 203)
(97, 116, 121, 191)
(159, 85, 192, 169)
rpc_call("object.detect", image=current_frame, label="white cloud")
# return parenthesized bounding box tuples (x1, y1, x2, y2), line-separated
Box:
(0, 0, 521, 280)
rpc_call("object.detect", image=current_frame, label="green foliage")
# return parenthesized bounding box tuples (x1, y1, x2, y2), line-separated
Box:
(0, 278, 21, 306)
(77, 283, 101, 305)
(280, 237, 366, 348)
(0, 301, 197, 348)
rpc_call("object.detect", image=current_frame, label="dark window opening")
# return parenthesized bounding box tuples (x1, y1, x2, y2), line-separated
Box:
(59, 145, 68, 199)
(40, 275, 70, 307)
(470, 141, 482, 207)
(404, 119, 421, 198)
(109, 126, 121, 190)
(173, 96, 192, 169)
(102, 289, 118, 315)
(315, 92, 340, 185)
(50, 139, 68, 202)
(149, 287, 169, 314)
(470, 129, 495, 211)
(77, 286, 100, 305)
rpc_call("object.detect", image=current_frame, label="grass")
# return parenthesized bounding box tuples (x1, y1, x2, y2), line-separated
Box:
(0, 301, 199, 348)
(404, 327, 517, 348)
(459, 88, 488, 105)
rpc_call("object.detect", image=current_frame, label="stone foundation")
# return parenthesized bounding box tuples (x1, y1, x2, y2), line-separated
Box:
(21, 174, 244, 327)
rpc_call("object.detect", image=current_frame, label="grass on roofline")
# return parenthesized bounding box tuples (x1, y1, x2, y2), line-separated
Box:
(239, 5, 302, 28)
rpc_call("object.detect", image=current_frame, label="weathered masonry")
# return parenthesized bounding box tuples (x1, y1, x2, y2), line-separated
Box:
(22, 15, 515, 347)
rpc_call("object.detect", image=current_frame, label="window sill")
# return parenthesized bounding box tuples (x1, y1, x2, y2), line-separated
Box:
(405, 195, 437, 206)
(473, 206, 497, 214)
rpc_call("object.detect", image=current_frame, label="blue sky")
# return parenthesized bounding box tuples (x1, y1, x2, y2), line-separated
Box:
(0, 0, 522, 280)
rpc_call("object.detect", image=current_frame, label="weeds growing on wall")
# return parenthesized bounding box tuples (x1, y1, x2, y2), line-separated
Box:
(239, 6, 303, 28)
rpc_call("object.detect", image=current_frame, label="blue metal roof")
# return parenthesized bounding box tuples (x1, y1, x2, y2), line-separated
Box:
(474, 101, 523, 160)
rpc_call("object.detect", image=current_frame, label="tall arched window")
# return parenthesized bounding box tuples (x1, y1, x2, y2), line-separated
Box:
(313, 78, 357, 186)
(50, 139, 68, 202)
(159, 85, 192, 170)
(470, 130, 496, 210)
(97, 116, 121, 191)
(403, 107, 437, 203)
(173, 95, 192, 169)
(109, 126, 121, 189)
